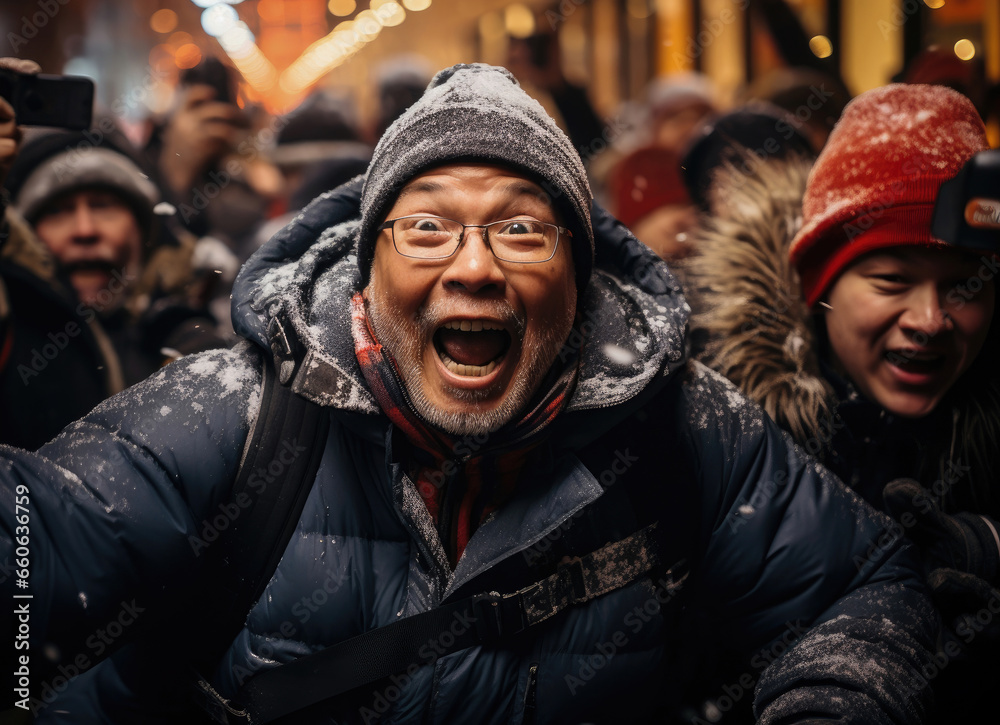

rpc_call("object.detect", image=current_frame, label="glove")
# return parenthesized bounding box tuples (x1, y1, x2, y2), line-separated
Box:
(926, 567, 1000, 650)
(882, 478, 1000, 584)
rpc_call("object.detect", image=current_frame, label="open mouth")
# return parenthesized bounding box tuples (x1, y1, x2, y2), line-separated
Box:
(66, 260, 118, 276)
(884, 349, 947, 375)
(433, 320, 512, 378)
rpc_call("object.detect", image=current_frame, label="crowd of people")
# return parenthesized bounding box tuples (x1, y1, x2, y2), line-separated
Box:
(0, 15, 998, 725)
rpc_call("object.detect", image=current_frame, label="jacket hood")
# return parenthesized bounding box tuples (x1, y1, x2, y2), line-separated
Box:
(232, 176, 688, 432)
(679, 153, 836, 445)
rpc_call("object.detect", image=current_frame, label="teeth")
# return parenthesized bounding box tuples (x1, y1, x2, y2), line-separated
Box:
(441, 320, 505, 332)
(438, 351, 502, 377)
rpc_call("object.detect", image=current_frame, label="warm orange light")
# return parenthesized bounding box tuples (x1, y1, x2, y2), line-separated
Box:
(810, 35, 833, 59)
(175, 44, 203, 69)
(924, 0, 945, 8)
(150, 9, 178, 34)
(168, 31, 194, 48)
(505, 4, 535, 38)
(258, 0, 283, 23)
(149, 43, 176, 73)
(402, 0, 431, 10)
(328, 0, 357, 16)
(372, 0, 405, 27)
(954, 39, 976, 60)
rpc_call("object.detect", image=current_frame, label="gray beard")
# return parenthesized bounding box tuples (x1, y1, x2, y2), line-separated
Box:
(365, 279, 572, 436)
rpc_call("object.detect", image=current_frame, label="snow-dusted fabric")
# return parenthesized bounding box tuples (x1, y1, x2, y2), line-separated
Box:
(2, 178, 941, 724)
(790, 84, 989, 307)
(357, 63, 595, 288)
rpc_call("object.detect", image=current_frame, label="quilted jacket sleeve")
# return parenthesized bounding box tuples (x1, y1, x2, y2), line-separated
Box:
(676, 361, 937, 725)
(0, 344, 262, 688)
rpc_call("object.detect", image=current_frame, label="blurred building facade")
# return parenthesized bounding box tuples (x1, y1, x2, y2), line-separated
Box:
(0, 0, 994, 139)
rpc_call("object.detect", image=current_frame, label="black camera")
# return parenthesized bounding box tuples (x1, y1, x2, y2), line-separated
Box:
(932, 150, 1000, 252)
(0, 69, 94, 130)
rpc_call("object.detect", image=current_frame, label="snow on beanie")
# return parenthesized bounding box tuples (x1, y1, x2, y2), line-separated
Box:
(789, 83, 989, 308)
(358, 63, 594, 288)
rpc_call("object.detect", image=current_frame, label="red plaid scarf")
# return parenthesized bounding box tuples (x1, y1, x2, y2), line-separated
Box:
(351, 292, 578, 564)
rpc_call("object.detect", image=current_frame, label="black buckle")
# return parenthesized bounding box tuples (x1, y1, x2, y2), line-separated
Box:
(267, 313, 298, 385)
(472, 593, 528, 643)
(564, 557, 588, 604)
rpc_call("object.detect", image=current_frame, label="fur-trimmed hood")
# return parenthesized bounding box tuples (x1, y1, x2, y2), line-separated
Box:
(680, 152, 1000, 515)
(678, 153, 834, 445)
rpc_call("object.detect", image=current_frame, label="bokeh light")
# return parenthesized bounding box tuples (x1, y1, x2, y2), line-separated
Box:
(328, 0, 357, 16)
(168, 31, 194, 48)
(175, 43, 203, 69)
(505, 4, 535, 38)
(809, 35, 833, 59)
(402, 0, 431, 11)
(150, 9, 178, 34)
(954, 39, 976, 61)
(201, 4, 240, 37)
(372, 0, 405, 27)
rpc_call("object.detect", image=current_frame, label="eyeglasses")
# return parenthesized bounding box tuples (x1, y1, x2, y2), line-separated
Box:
(378, 215, 571, 263)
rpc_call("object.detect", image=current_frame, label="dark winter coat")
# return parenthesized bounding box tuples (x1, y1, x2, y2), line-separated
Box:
(680, 153, 1000, 723)
(681, 153, 1000, 517)
(0, 209, 123, 449)
(1, 179, 938, 724)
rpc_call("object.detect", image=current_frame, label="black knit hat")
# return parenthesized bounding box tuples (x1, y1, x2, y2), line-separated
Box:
(680, 104, 816, 211)
(358, 63, 594, 288)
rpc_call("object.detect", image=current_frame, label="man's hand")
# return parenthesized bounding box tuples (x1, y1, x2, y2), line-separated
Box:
(883, 477, 1000, 584)
(0, 57, 41, 192)
(159, 83, 247, 196)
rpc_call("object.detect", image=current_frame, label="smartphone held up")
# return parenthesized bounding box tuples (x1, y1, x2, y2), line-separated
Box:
(0, 69, 94, 130)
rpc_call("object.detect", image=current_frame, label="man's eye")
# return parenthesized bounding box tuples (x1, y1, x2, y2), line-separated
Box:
(496, 220, 543, 236)
(410, 218, 448, 233)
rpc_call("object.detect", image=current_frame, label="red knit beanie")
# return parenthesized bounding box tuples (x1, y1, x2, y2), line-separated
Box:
(610, 145, 691, 230)
(789, 83, 989, 308)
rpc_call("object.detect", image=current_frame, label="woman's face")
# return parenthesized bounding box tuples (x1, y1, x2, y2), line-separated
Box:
(824, 246, 995, 418)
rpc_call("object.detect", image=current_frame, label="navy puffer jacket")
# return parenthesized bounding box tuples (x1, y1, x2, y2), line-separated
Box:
(2, 179, 937, 724)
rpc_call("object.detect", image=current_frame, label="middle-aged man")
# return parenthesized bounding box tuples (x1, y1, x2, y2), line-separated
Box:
(2, 65, 936, 724)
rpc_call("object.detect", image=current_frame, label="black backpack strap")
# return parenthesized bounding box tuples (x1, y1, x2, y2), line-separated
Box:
(192, 356, 331, 719)
(220, 522, 664, 725)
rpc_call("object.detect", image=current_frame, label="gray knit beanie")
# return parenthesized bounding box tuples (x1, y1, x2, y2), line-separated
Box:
(15, 147, 159, 233)
(358, 63, 594, 287)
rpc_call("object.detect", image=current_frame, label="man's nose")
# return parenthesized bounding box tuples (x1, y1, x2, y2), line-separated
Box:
(899, 283, 954, 337)
(69, 204, 99, 242)
(440, 227, 506, 295)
